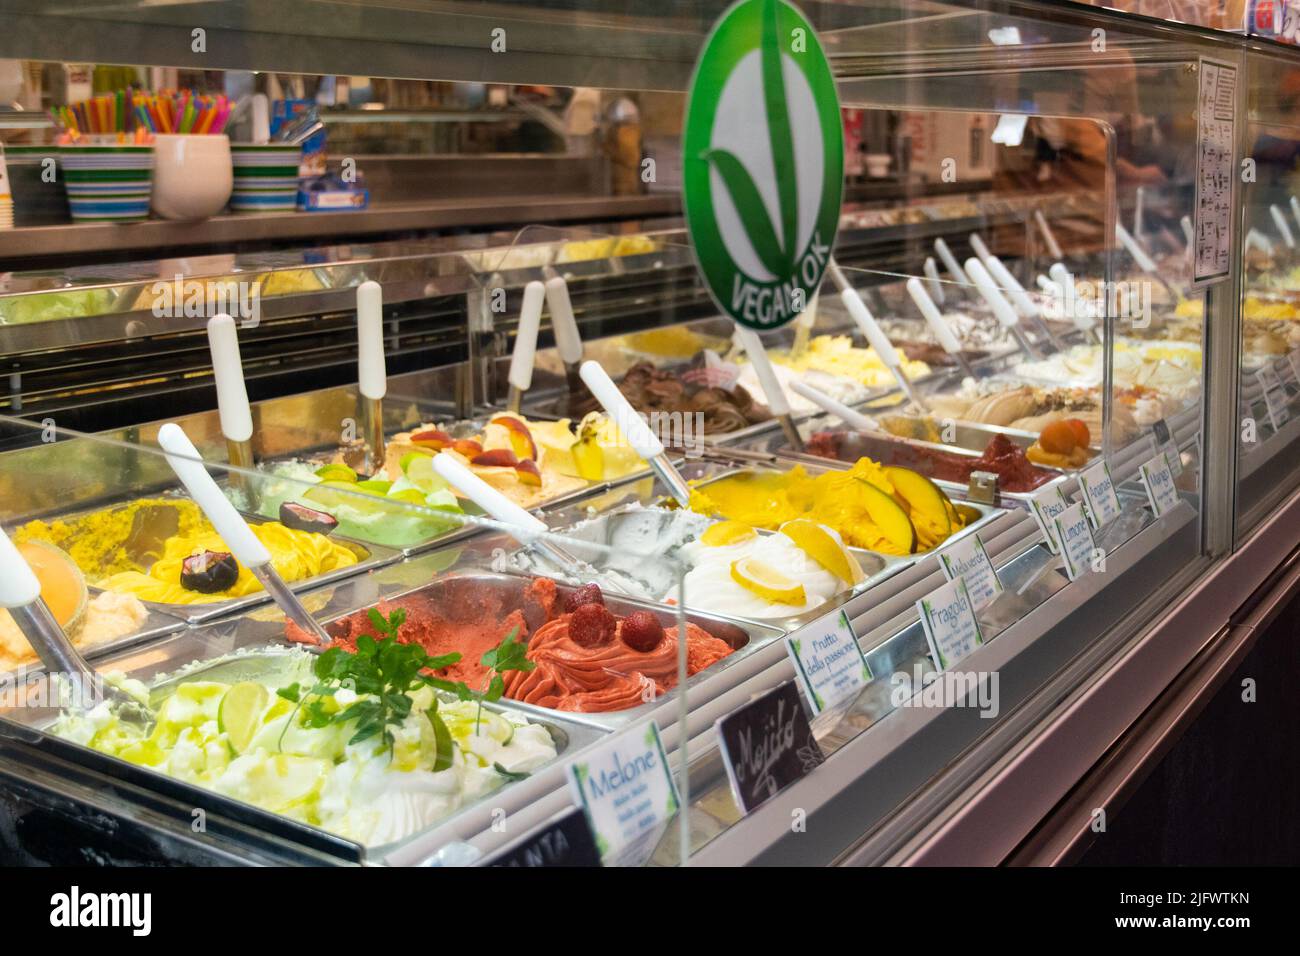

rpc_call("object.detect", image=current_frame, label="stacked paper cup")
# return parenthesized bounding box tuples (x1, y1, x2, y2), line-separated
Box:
(229, 144, 301, 212)
(60, 144, 154, 221)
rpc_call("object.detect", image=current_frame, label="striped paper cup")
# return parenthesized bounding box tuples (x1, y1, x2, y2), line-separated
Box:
(60, 145, 154, 222)
(230, 144, 301, 212)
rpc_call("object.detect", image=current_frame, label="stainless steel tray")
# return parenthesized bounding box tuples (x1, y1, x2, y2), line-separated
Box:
(0, 626, 604, 864)
(0, 602, 187, 684)
(8, 492, 399, 625)
(275, 560, 784, 734)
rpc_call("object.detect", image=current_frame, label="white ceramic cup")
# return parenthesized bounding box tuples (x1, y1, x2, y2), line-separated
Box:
(151, 134, 233, 220)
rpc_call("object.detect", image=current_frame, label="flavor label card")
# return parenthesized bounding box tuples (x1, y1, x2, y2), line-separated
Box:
(786, 609, 872, 716)
(1256, 366, 1291, 431)
(487, 808, 603, 868)
(1052, 501, 1099, 582)
(716, 681, 825, 814)
(1139, 452, 1180, 517)
(1078, 459, 1121, 531)
(937, 532, 1002, 611)
(1029, 485, 1070, 554)
(1287, 349, 1300, 384)
(1150, 418, 1183, 478)
(566, 721, 679, 867)
(916, 576, 984, 671)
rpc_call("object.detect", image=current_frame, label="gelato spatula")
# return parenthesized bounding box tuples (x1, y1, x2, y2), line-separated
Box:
(356, 280, 387, 474)
(506, 280, 546, 414)
(430, 451, 625, 592)
(1048, 263, 1102, 346)
(207, 313, 255, 498)
(733, 325, 803, 451)
(826, 259, 931, 415)
(0, 525, 152, 727)
(543, 272, 585, 414)
(788, 380, 878, 433)
(1116, 223, 1179, 302)
(980, 251, 1065, 352)
(578, 360, 693, 508)
(907, 276, 975, 379)
(964, 257, 1039, 360)
(156, 422, 331, 644)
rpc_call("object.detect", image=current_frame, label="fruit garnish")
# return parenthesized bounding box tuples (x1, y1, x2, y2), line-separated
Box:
(730, 557, 807, 605)
(569, 603, 617, 648)
(1064, 418, 1091, 449)
(850, 476, 918, 554)
(1038, 420, 1078, 455)
(779, 519, 864, 585)
(451, 438, 484, 458)
(570, 431, 604, 480)
(620, 610, 665, 653)
(399, 451, 433, 474)
(882, 466, 950, 546)
(700, 519, 758, 548)
(354, 478, 393, 496)
(409, 428, 453, 450)
(219, 681, 270, 754)
(388, 489, 428, 505)
(563, 583, 605, 613)
(490, 416, 538, 460)
(514, 459, 542, 486)
(180, 550, 239, 593)
(314, 463, 357, 483)
(401, 454, 450, 493)
(278, 502, 339, 535)
(471, 448, 520, 468)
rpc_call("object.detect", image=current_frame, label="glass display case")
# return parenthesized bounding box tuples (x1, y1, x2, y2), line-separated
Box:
(0, 0, 1297, 868)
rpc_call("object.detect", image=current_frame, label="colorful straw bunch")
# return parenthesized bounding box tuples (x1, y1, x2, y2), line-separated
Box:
(133, 91, 233, 136)
(50, 89, 232, 143)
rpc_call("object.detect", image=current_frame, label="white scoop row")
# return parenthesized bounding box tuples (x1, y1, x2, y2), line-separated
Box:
(505, 275, 584, 393)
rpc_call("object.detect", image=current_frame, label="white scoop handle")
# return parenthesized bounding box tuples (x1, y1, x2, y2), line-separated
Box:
(356, 281, 386, 400)
(789, 381, 877, 432)
(906, 277, 962, 356)
(734, 326, 791, 417)
(207, 314, 253, 443)
(839, 288, 901, 369)
(1270, 204, 1296, 249)
(984, 254, 1039, 319)
(508, 280, 546, 392)
(1181, 215, 1195, 248)
(969, 233, 992, 263)
(578, 360, 664, 460)
(1034, 209, 1064, 260)
(934, 238, 965, 285)
(965, 258, 1020, 329)
(432, 452, 547, 536)
(157, 422, 271, 568)
(0, 525, 41, 608)
(545, 275, 583, 365)
(1290, 197, 1300, 234)
(923, 257, 945, 305)
(1116, 223, 1157, 273)
(1048, 263, 1096, 332)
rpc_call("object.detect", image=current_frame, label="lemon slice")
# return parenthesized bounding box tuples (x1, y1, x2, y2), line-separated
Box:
(218, 682, 270, 754)
(730, 557, 806, 605)
(700, 520, 758, 547)
(780, 519, 866, 585)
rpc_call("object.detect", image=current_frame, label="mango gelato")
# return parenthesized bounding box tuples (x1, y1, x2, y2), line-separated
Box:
(760, 334, 931, 389)
(689, 459, 971, 555)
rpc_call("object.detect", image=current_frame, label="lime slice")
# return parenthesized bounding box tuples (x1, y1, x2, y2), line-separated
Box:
(399, 451, 433, 474)
(314, 463, 357, 483)
(388, 488, 427, 505)
(402, 454, 450, 493)
(218, 681, 270, 754)
(355, 479, 392, 496)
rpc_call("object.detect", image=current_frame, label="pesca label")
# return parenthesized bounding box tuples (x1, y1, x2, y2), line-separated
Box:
(1052, 501, 1099, 582)
(1078, 459, 1121, 531)
(1029, 484, 1070, 554)
(566, 721, 680, 866)
(786, 609, 872, 715)
(916, 576, 984, 671)
(936, 532, 1002, 611)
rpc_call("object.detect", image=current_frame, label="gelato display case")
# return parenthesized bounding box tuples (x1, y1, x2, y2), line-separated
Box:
(0, 0, 1298, 870)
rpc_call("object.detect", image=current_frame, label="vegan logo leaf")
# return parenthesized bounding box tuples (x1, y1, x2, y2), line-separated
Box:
(701, 0, 799, 277)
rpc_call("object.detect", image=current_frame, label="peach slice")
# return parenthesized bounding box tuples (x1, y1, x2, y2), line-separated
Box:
(491, 416, 537, 460)
(471, 448, 520, 468)
(409, 428, 453, 450)
(451, 438, 484, 457)
(514, 458, 543, 486)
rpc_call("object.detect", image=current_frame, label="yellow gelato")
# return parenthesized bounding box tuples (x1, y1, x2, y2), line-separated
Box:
(766, 335, 931, 389)
(99, 521, 358, 604)
(1, 591, 150, 673)
(689, 459, 968, 556)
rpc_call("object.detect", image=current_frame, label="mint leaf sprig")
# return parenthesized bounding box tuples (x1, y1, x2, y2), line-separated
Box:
(276, 607, 462, 769)
(445, 626, 535, 735)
